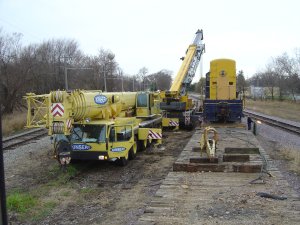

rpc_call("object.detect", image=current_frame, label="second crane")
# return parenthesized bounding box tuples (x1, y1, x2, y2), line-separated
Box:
(160, 29, 205, 129)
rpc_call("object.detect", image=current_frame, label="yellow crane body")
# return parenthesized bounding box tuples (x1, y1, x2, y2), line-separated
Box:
(25, 90, 162, 166)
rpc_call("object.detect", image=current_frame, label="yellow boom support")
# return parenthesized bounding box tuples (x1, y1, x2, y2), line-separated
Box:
(170, 44, 199, 93)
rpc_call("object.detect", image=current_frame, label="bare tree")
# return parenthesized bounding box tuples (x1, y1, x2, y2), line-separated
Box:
(236, 70, 247, 96)
(196, 77, 206, 96)
(259, 66, 277, 100)
(147, 69, 172, 91)
(138, 67, 148, 90)
(273, 53, 298, 100)
(0, 31, 33, 113)
(0, 28, 176, 113)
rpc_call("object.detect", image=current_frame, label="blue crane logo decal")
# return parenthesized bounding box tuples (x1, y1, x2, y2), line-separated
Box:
(94, 95, 108, 105)
(72, 144, 92, 151)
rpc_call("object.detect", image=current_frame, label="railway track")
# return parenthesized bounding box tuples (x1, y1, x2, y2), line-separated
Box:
(3, 128, 48, 150)
(244, 109, 300, 135)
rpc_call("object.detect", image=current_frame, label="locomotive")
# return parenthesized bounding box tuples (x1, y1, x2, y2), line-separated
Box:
(203, 59, 243, 122)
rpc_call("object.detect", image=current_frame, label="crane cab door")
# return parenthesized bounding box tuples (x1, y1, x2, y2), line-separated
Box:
(136, 93, 153, 117)
(108, 125, 134, 159)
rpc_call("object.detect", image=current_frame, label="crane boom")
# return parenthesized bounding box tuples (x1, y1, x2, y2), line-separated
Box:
(170, 29, 205, 96)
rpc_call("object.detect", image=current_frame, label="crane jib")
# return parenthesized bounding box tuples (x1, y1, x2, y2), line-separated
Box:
(169, 29, 205, 96)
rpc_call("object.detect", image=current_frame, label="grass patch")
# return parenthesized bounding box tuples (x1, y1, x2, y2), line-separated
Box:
(6, 186, 71, 222)
(6, 164, 81, 222)
(2, 111, 27, 136)
(7, 191, 37, 213)
(245, 99, 300, 122)
(280, 147, 300, 174)
(79, 187, 97, 195)
(47, 164, 80, 185)
(30, 200, 57, 221)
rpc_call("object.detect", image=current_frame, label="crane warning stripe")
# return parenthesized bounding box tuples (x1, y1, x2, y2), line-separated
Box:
(66, 119, 72, 129)
(148, 130, 162, 139)
(169, 120, 179, 126)
(51, 103, 64, 117)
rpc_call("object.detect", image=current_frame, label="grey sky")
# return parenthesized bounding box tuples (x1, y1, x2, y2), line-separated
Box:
(0, 0, 299, 82)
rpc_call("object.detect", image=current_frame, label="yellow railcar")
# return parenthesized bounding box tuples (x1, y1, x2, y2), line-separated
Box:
(209, 59, 237, 100)
(203, 59, 243, 122)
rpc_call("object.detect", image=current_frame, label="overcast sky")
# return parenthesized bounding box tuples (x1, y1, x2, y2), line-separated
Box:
(0, 0, 299, 82)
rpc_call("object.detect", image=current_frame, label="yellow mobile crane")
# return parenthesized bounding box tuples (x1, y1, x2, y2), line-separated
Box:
(25, 90, 162, 166)
(160, 29, 205, 129)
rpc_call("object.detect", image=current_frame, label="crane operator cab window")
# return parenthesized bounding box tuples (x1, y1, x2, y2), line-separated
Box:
(71, 125, 106, 143)
(137, 93, 148, 107)
(109, 125, 132, 142)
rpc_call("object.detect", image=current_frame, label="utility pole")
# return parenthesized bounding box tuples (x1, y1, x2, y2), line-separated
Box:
(103, 64, 107, 92)
(0, 111, 8, 225)
(64, 67, 93, 91)
(64, 67, 68, 91)
(133, 78, 135, 91)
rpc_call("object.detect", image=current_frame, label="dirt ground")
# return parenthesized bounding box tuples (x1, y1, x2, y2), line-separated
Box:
(5, 120, 300, 225)
(5, 130, 194, 225)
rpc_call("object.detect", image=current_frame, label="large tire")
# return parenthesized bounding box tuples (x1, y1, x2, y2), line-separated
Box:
(117, 150, 129, 166)
(128, 141, 137, 160)
(137, 140, 147, 152)
(55, 140, 71, 165)
(117, 156, 128, 166)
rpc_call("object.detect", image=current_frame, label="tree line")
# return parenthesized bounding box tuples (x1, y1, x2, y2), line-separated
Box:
(192, 51, 300, 101)
(0, 29, 172, 114)
(2, 28, 299, 114)
(247, 51, 300, 100)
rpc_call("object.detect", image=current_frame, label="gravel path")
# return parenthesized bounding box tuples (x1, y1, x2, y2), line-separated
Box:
(252, 118, 300, 194)
(4, 136, 55, 190)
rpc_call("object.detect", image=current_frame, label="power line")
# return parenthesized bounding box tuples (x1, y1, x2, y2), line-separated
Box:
(0, 17, 42, 42)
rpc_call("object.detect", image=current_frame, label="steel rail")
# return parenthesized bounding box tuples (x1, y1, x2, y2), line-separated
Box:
(244, 109, 300, 136)
(3, 128, 48, 150)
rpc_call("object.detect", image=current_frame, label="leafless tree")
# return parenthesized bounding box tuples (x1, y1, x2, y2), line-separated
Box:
(272, 53, 299, 100)
(236, 70, 247, 97)
(147, 69, 172, 91)
(0, 30, 33, 113)
(196, 77, 206, 97)
(137, 67, 149, 91)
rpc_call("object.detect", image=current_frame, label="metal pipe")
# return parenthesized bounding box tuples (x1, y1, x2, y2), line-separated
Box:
(0, 111, 8, 225)
(103, 65, 107, 92)
(64, 67, 68, 91)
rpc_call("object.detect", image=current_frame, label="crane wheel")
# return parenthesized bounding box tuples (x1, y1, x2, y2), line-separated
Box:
(129, 140, 137, 160)
(117, 157, 128, 166)
(117, 150, 129, 166)
(137, 140, 147, 152)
